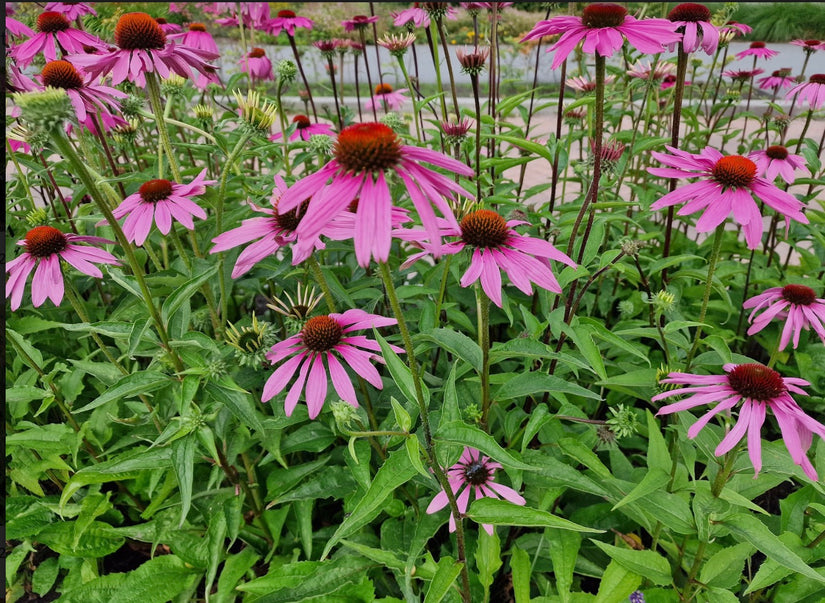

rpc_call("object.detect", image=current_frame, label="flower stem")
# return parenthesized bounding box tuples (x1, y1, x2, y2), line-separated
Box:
(685, 225, 725, 370)
(307, 255, 337, 313)
(288, 34, 318, 121)
(477, 285, 492, 430)
(145, 71, 181, 183)
(397, 56, 422, 143)
(435, 16, 460, 121)
(378, 261, 472, 603)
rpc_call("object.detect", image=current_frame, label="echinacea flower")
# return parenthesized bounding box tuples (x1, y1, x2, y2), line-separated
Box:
(38, 60, 127, 134)
(661, 74, 691, 90)
(398, 209, 576, 307)
(68, 12, 219, 88)
(790, 39, 825, 53)
(277, 122, 473, 267)
(758, 69, 796, 91)
(262, 309, 403, 419)
(426, 447, 526, 535)
(240, 47, 273, 82)
(170, 22, 219, 54)
(154, 17, 182, 34)
(648, 146, 808, 249)
(365, 84, 409, 112)
(5, 15, 34, 40)
(210, 175, 325, 275)
(666, 3, 719, 55)
(566, 74, 616, 92)
(654, 363, 825, 480)
(786, 74, 825, 110)
(441, 119, 473, 144)
(342, 14, 378, 32)
(6, 226, 119, 311)
(743, 284, 825, 350)
(215, 2, 270, 30)
(377, 32, 417, 56)
(521, 3, 681, 70)
(735, 41, 778, 61)
(266, 9, 314, 37)
(44, 2, 97, 21)
(749, 145, 811, 184)
(270, 114, 335, 142)
(627, 59, 676, 80)
(722, 68, 764, 82)
(456, 47, 490, 76)
(13, 10, 105, 67)
(109, 169, 215, 246)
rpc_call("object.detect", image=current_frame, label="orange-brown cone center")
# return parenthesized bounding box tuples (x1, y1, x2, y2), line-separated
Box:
(374, 83, 394, 95)
(712, 156, 757, 189)
(139, 179, 174, 203)
(782, 284, 816, 306)
(25, 226, 68, 257)
(460, 209, 509, 248)
(189, 23, 207, 32)
(765, 145, 789, 160)
(115, 12, 166, 50)
(293, 114, 312, 129)
(249, 47, 266, 58)
(37, 11, 70, 33)
(42, 60, 84, 89)
(727, 364, 785, 401)
(301, 315, 343, 351)
(335, 123, 403, 173)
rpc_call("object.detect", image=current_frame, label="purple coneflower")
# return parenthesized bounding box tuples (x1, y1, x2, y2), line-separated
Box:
(68, 12, 218, 88)
(522, 3, 681, 70)
(426, 447, 526, 535)
(266, 9, 313, 37)
(722, 68, 764, 82)
(398, 209, 576, 307)
(785, 74, 825, 110)
(758, 69, 796, 91)
(648, 146, 808, 249)
(215, 2, 270, 30)
(736, 41, 778, 61)
(654, 364, 825, 480)
(660, 74, 692, 90)
(154, 17, 182, 34)
(109, 169, 215, 246)
(790, 39, 825, 54)
(6, 226, 119, 311)
(365, 83, 409, 112)
(168, 23, 221, 89)
(342, 14, 378, 32)
(13, 10, 105, 67)
(38, 60, 127, 134)
(749, 145, 810, 184)
(5, 15, 34, 41)
(666, 3, 718, 55)
(270, 114, 335, 142)
(566, 74, 615, 92)
(378, 32, 417, 57)
(262, 309, 403, 419)
(744, 284, 825, 350)
(211, 175, 325, 274)
(240, 47, 273, 82)
(44, 2, 97, 21)
(627, 59, 676, 80)
(277, 122, 473, 268)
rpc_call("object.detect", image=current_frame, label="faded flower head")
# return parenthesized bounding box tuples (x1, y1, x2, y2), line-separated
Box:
(225, 314, 276, 368)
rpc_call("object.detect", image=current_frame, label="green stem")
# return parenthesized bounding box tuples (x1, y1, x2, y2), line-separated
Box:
(275, 80, 292, 177)
(377, 262, 471, 603)
(433, 255, 452, 330)
(51, 128, 184, 373)
(145, 71, 181, 183)
(477, 285, 492, 430)
(397, 56, 422, 143)
(685, 225, 725, 370)
(307, 255, 337, 313)
(137, 109, 217, 143)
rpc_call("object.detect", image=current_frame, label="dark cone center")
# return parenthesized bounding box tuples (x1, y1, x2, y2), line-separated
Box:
(460, 209, 509, 248)
(727, 364, 786, 401)
(37, 11, 70, 33)
(42, 60, 84, 89)
(335, 123, 403, 173)
(302, 315, 343, 352)
(712, 156, 757, 189)
(581, 3, 628, 28)
(139, 179, 174, 203)
(115, 13, 166, 50)
(782, 284, 816, 306)
(25, 226, 68, 257)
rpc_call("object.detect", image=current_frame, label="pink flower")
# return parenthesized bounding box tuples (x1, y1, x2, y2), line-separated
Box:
(266, 9, 314, 37)
(627, 59, 676, 80)
(393, 6, 432, 28)
(154, 18, 182, 34)
(660, 74, 691, 90)
(720, 21, 752, 39)
(666, 3, 719, 55)
(758, 69, 796, 91)
(743, 284, 825, 350)
(270, 114, 335, 142)
(397, 209, 575, 307)
(648, 146, 808, 249)
(786, 74, 825, 111)
(210, 175, 325, 275)
(654, 364, 825, 480)
(735, 41, 778, 61)
(168, 22, 221, 88)
(6, 226, 119, 311)
(109, 170, 215, 246)
(240, 47, 273, 82)
(748, 145, 811, 184)
(521, 3, 681, 69)
(565, 74, 615, 92)
(722, 68, 764, 81)
(38, 60, 127, 134)
(12, 10, 106, 67)
(262, 310, 403, 419)
(68, 12, 219, 88)
(342, 15, 378, 32)
(426, 447, 526, 535)
(790, 39, 825, 53)
(5, 16, 34, 40)
(365, 84, 409, 112)
(277, 122, 473, 268)
(44, 2, 97, 21)
(215, 3, 270, 30)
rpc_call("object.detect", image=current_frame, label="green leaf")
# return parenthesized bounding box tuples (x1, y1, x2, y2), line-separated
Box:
(721, 513, 825, 585)
(559, 437, 612, 480)
(374, 329, 429, 407)
(580, 318, 651, 367)
(421, 328, 483, 373)
(424, 556, 464, 603)
(73, 371, 170, 414)
(496, 372, 600, 402)
(591, 540, 672, 585)
(322, 449, 417, 559)
(7, 327, 44, 368)
(467, 498, 602, 533)
(436, 421, 535, 470)
(391, 397, 412, 432)
(341, 539, 405, 572)
(171, 434, 196, 527)
(37, 520, 124, 558)
(491, 134, 554, 164)
(405, 435, 430, 478)
(594, 559, 641, 603)
(204, 378, 265, 433)
(646, 411, 672, 473)
(547, 528, 581, 603)
(160, 264, 219, 326)
(72, 493, 112, 549)
(214, 547, 260, 603)
(612, 469, 670, 511)
(699, 543, 754, 589)
(238, 556, 373, 602)
(567, 325, 607, 380)
(31, 557, 59, 597)
(510, 548, 531, 603)
(475, 529, 501, 594)
(521, 404, 553, 453)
